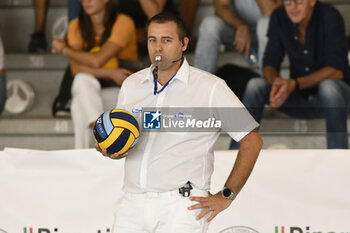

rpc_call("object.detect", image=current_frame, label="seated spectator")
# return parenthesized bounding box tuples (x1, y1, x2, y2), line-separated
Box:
(28, 0, 82, 53)
(52, 0, 199, 116)
(117, 0, 178, 53)
(242, 0, 350, 149)
(117, 0, 199, 53)
(51, 0, 84, 117)
(194, 0, 281, 74)
(52, 0, 138, 149)
(0, 35, 6, 115)
(179, 0, 200, 42)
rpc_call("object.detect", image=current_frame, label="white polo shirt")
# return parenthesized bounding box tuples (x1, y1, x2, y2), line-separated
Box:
(116, 58, 258, 193)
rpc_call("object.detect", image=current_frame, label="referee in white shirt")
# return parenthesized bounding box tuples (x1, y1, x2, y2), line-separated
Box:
(96, 12, 263, 233)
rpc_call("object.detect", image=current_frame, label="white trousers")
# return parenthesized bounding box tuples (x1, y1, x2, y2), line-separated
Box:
(112, 189, 210, 233)
(71, 72, 120, 148)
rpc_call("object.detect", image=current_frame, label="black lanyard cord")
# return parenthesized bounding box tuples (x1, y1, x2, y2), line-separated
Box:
(153, 64, 177, 95)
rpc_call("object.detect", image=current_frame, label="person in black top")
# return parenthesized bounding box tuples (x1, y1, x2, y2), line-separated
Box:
(242, 0, 350, 149)
(117, 0, 178, 53)
(117, 0, 200, 53)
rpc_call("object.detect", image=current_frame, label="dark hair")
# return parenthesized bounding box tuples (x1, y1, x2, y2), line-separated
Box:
(78, 1, 116, 51)
(145, 12, 187, 42)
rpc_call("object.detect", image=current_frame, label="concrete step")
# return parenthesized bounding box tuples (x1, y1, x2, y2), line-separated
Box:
(0, 116, 345, 150)
(3, 69, 65, 117)
(3, 54, 65, 117)
(0, 117, 72, 135)
(0, 6, 67, 53)
(0, 117, 74, 150)
(0, 135, 74, 150)
(0, 115, 338, 136)
(5, 53, 68, 70)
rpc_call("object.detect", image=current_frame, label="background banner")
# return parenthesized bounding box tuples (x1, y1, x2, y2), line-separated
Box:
(0, 148, 349, 233)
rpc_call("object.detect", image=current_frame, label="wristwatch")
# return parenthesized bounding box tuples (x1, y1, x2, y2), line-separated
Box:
(221, 187, 236, 200)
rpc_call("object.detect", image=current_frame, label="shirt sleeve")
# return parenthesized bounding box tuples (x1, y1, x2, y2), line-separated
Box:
(116, 81, 126, 109)
(323, 6, 348, 72)
(210, 79, 259, 142)
(67, 18, 84, 49)
(263, 9, 285, 71)
(108, 14, 137, 48)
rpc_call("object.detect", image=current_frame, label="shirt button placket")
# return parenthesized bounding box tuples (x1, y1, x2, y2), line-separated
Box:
(139, 91, 166, 190)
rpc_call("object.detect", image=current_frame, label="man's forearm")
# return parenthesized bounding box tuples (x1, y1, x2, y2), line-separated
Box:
(225, 129, 262, 196)
(296, 67, 343, 90)
(256, 0, 282, 16)
(63, 47, 99, 68)
(263, 66, 280, 84)
(215, 0, 246, 29)
(139, 0, 165, 19)
(180, 0, 200, 35)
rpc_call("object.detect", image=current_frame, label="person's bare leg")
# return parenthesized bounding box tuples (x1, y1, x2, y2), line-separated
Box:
(180, 0, 200, 37)
(180, 0, 200, 50)
(33, 0, 49, 32)
(28, 0, 49, 52)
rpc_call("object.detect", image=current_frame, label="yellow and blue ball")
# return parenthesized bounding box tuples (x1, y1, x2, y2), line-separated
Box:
(93, 109, 140, 154)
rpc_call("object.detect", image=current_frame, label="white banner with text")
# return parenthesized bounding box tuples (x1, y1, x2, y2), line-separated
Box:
(0, 148, 349, 233)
